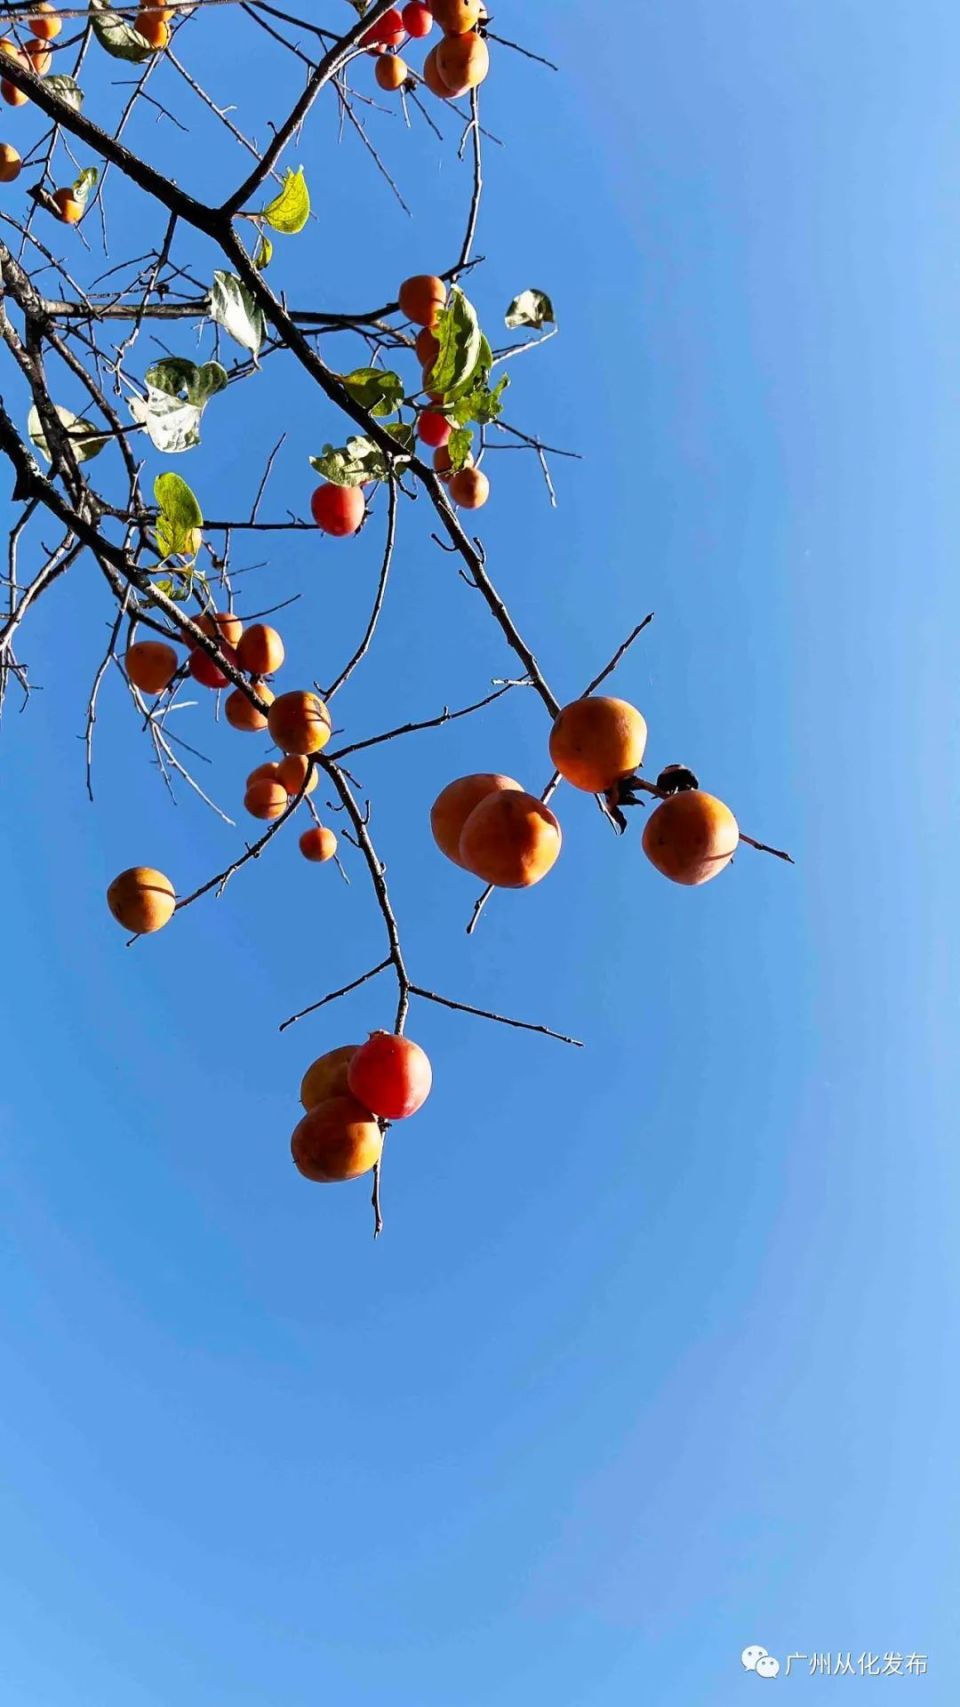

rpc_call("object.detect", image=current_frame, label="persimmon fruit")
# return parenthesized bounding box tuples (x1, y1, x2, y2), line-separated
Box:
(107, 866, 176, 934)
(417, 409, 451, 448)
(402, 1, 433, 37)
(188, 644, 237, 689)
(421, 44, 449, 98)
(375, 53, 408, 90)
(30, 2, 62, 38)
(51, 187, 82, 221)
(431, 0, 482, 32)
(415, 326, 439, 367)
(311, 482, 365, 537)
(291, 1094, 383, 1183)
(549, 696, 648, 794)
(276, 753, 318, 797)
(125, 640, 178, 694)
(25, 39, 51, 74)
(398, 273, 446, 327)
(450, 466, 488, 509)
(2, 76, 29, 108)
(363, 6, 405, 51)
(197, 608, 243, 647)
(458, 789, 562, 888)
(236, 622, 284, 676)
(300, 1044, 359, 1112)
(299, 826, 338, 863)
(134, 9, 170, 48)
(642, 789, 739, 886)
(348, 1031, 432, 1120)
(244, 778, 289, 821)
(430, 772, 522, 867)
(246, 761, 280, 790)
(433, 444, 469, 481)
(225, 685, 273, 732)
(0, 142, 21, 181)
(435, 29, 488, 94)
(267, 690, 332, 756)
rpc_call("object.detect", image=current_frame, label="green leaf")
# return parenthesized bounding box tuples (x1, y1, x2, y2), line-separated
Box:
(130, 390, 202, 454)
(386, 422, 415, 453)
(505, 289, 556, 330)
(44, 74, 84, 111)
(252, 232, 273, 270)
(427, 288, 483, 399)
(154, 471, 203, 559)
(207, 270, 265, 357)
(308, 435, 404, 487)
(341, 367, 404, 418)
(152, 573, 194, 602)
(261, 167, 310, 236)
(88, 0, 155, 62)
(145, 357, 227, 408)
(131, 359, 226, 454)
(449, 372, 509, 427)
(27, 403, 107, 463)
(447, 427, 473, 471)
(72, 166, 99, 205)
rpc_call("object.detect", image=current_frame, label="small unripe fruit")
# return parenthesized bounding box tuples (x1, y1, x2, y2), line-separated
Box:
(107, 866, 176, 934)
(235, 623, 284, 676)
(125, 640, 179, 695)
(402, 1, 433, 37)
(299, 826, 338, 863)
(398, 273, 446, 328)
(276, 753, 318, 797)
(188, 644, 237, 689)
(363, 6, 405, 50)
(449, 466, 489, 509)
(267, 690, 332, 756)
(196, 608, 243, 647)
(375, 53, 408, 90)
(51, 187, 82, 222)
(134, 9, 170, 48)
(417, 409, 451, 448)
(244, 778, 289, 821)
(225, 684, 273, 731)
(311, 482, 365, 537)
(0, 143, 23, 182)
(29, 3, 62, 39)
(435, 29, 488, 95)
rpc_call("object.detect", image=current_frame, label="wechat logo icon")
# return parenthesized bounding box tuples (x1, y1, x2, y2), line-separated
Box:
(742, 1646, 780, 1678)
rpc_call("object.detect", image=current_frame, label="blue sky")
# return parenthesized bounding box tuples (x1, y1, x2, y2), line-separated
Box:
(1, 1, 957, 1701)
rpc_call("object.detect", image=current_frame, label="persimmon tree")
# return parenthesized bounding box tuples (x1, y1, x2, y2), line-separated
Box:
(0, 0, 791, 1235)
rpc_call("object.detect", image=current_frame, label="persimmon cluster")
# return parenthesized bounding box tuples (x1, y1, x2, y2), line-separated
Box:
(121, 613, 342, 871)
(433, 697, 742, 890)
(291, 1033, 432, 1186)
(308, 272, 491, 533)
(364, 1, 490, 101)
